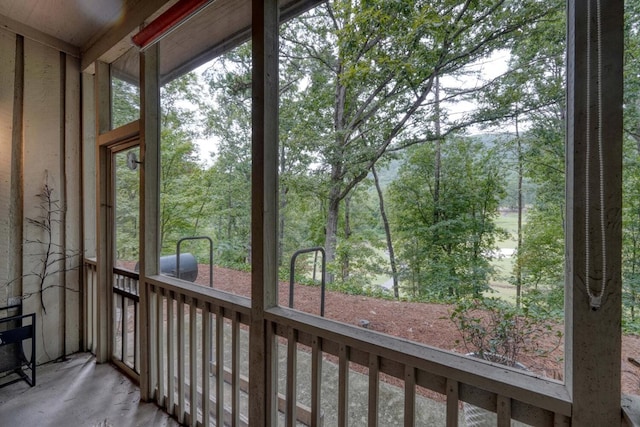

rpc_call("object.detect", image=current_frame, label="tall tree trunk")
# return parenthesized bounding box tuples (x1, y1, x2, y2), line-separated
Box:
(342, 194, 352, 281)
(515, 113, 523, 308)
(433, 74, 442, 226)
(278, 143, 287, 267)
(325, 46, 348, 283)
(325, 186, 341, 283)
(433, 74, 449, 295)
(372, 165, 399, 298)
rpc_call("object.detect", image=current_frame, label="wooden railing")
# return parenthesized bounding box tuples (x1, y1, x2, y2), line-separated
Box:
(83, 260, 574, 425)
(144, 274, 572, 427)
(113, 266, 140, 375)
(267, 307, 571, 427)
(85, 259, 573, 425)
(83, 259, 141, 375)
(147, 275, 252, 426)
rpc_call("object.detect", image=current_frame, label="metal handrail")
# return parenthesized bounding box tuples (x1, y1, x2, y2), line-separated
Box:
(289, 247, 326, 317)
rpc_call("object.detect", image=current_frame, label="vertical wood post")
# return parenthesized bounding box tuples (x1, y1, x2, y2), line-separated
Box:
(140, 43, 161, 402)
(9, 35, 24, 302)
(59, 51, 67, 357)
(566, 0, 623, 424)
(250, 0, 279, 424)
(94, 60, 111, 364)
(0, 32, 16, 305)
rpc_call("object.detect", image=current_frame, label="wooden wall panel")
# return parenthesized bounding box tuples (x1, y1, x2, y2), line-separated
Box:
(82, 72, 96, 259)
(23, 38, 62, 363)
(65, 54, 82, 353)
(0, 28, 16, 305)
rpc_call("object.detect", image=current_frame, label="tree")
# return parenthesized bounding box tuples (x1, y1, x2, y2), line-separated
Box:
(111, 77, 140, 128)
(159, 73, 210, 255)
(372, 164, 399, 298)
(389, 136, 507, 299)
(471, 0, 566, 309)
(203, 45, 253, 265)
(279, 0, 558, 282)
(622, 0, 640, 330)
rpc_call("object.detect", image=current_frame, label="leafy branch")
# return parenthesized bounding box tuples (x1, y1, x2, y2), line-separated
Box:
(450, 297, 562, 369)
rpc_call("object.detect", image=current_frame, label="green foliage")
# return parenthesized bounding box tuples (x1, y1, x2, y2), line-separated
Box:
(623, 1, 640, 333)
(159, 73, 214, 258)
(107, 0, 640, 339)
(203, 47, 253, 267)
(389, 137, 507, 299)
(469, 0, 566, 311)
(450, 297, 562, 366)
(114, 148, 140, 263)
(111, 77, 139, 128)
(277, 0, 556, 282)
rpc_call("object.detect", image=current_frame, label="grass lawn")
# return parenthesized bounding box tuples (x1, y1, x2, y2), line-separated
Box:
(487, 211, 522, 302)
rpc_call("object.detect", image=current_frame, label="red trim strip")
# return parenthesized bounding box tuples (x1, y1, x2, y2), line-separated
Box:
(132, 0, 210, 48)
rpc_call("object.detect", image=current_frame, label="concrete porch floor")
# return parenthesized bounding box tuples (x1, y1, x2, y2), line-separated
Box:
(0, 353, 178, 427)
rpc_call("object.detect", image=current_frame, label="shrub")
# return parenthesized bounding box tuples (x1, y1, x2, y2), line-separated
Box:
(450, 297, 562, 367)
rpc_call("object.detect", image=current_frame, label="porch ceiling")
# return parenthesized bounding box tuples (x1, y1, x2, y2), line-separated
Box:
(0, 0, 323, 79)
(0, 0, 124, 48)
(143, 0, 324, 84)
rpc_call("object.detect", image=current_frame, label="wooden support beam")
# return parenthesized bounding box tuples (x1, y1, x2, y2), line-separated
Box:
(249, 0, 279, 425)
(94, 61, 111, 364)
(8, 34, 23, 302)
(81, 0, 173, 72)
(140, 43, 161, 401)
(566, 0, 623, 424)
(0, 30, 16, 304)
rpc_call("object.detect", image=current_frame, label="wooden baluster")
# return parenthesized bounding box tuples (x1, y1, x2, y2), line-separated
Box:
(232, 311, 241, 427)
(311, 336, 322, 427)
(497, 395, 511, 427)
(189, 298, 198, 427)
(215, 306, 224, 426)
(202, 302, 211, 427)
(177, 294, 186, 424)
(338, 344, 349, 427)
(446, 378, 459, 427)
(286, 327, 298, 426)
(156, 288, 165, 408)
(368, 354, 380, 427)
(404, 366, 416, 427)
(167, 292, 175, 417)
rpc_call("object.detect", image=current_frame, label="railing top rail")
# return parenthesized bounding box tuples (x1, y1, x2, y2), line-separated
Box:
(113, 266, 140, 280)
(84, 258, 97, 266)
(266, 306, 571, 418)
(146, 274, 251, 317)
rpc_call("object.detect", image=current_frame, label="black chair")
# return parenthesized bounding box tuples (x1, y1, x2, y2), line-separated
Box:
(0, 304, 36, 388)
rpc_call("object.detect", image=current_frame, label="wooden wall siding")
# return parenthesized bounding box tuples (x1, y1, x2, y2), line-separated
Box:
(0, 32, 82, 363)
(64, 53, 81, 354)
(81, 72, 96, 259)
(23, 37, 63, 362)
(0, 28, 16, 305)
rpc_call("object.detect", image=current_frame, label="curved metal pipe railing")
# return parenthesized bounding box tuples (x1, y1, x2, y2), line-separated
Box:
(289, 247, 326, 317)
